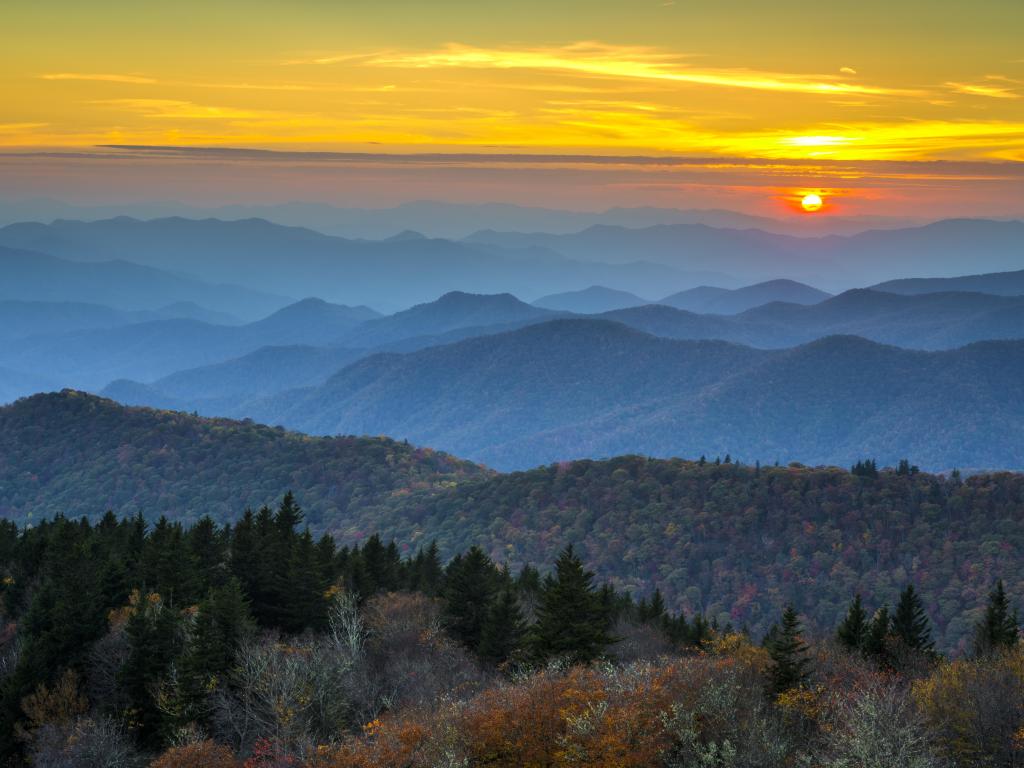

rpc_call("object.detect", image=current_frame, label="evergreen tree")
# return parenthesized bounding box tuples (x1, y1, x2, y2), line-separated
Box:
(973, 579, 1019, 656)
(478, 587, 527, 666)
(443, 547, 499, 651)
(170, 579, 255, 732)
(530, 545, 614, 665)
(892, 584, 934, 654)
(120, 592, 182, 747)
(836, 594, 869, 652)
(863, 605, 891, 662)
(768, 605, 810, 694)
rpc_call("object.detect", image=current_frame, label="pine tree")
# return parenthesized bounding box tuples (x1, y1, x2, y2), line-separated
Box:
(530, 545, 614, 665)
(863, 605, 891, 662)
(443, 547, 498, 651)
(768, 605, 810, 694)
(120, 592, 182, 747)
(171, 579, 255, 731)
(837, 594, 869, 652)
(478, 587, 527, 666)
(973, 579, 1019, 656)
(892, 584, 934, 654)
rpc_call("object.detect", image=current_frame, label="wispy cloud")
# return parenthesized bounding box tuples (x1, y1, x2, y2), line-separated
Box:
(90, 99, 284, 120)
(40, 73, 157, 84)
(946, 80, 1020, 99)
(361, 42, 918, 97)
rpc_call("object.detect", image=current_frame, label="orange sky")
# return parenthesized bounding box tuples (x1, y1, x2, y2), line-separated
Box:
(2, 0, 1023, 218)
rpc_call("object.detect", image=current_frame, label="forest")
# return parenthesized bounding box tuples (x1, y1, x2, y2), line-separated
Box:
(3, 392, 1024, 650)
(0, 494, 1020, 767)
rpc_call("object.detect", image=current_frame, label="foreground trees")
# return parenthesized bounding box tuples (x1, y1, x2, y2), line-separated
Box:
(0, 495, 1020, 767)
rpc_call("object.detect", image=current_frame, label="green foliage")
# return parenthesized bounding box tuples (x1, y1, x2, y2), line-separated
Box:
(837, 594, 869, 653)
(768, 606, 810, 694)
(893, 585, 935, 655)
(530, 545, 615, 665)
(973, 579, 1019, 656)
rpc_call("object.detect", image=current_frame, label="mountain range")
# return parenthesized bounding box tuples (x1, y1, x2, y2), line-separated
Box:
(175, 318, 1024, 471)
(0, 217, 720, 310)
(0, 198, 929, 238)
(466, 218, 1024, 290)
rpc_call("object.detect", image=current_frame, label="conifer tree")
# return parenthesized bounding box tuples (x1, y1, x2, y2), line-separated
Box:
(863, 605, 891, 662)
(443, 546, 499, 651)
(973, 579, 1019, 656)
(120, 592, 182, 747)
(892, 584, 934, 654)
(768, 605, 810, 694)
(530, 545, 614, 665)
(837, 594, 869, 652)
(478, 587, 527, 666)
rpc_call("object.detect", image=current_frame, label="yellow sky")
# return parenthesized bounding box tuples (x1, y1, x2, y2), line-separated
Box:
(2, 1, 1023, 216)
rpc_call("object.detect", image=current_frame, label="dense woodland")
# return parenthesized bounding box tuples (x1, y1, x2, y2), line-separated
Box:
(2, 392, 1022, 651)
(0, 494, 1020, 767)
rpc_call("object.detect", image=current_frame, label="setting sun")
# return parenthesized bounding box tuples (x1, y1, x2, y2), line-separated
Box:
(801, 193, 824, 212)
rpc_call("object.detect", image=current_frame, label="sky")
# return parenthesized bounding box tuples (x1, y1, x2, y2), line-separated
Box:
(2, 0, 1023, 219)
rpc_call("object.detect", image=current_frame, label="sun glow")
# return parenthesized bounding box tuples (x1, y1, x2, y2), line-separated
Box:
(801, 193, 824, 212)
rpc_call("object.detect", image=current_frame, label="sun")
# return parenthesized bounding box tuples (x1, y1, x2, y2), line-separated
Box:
(801, 193, 824, 212)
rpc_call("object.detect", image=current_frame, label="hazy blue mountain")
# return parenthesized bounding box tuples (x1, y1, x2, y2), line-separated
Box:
(532, 285, 649, 313)
(0, 299, 242, 342)
(152, 301, 242, 326)
(0, 245, 289, 320)
(0, 198, 924, 238)
(660, 279, 831, 314)
(871, 267, 1024, 296)
(0, 217, 719, 309)
(737, 289, 1024, 349)
(0, 298, 380, 390)
(238, 319, 1024, 471)
(340, 291, 557, 347)
(466, 219, 1024, 289)
(242, 298, 380, 346)
(103, 345, 365, 412)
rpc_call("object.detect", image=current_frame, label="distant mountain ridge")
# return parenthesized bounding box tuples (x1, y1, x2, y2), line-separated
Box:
(872, 268, 1024, 296)
(230, 318, 1024, 471)
(0, 244, 288, 320)
(660, 279, 831, 314)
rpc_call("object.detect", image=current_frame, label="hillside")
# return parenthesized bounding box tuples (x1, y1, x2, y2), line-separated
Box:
(660, 279, 831, 314)
(340, 291, 557, 347)
(239, 319, 1024, 471)
(0, 391, 484, 527)
(0, 298, 378, 391)
(103, 345, 365, 412)
(0, 392, 1020, 651)
(532, 285, 649, 313)
(872, 267, 1024, 296)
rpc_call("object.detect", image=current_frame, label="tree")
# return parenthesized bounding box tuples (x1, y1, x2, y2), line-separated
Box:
(837, 594, 869, 653)
(973, 579, 1019, 656)
(893, 585, 934, 655)
(119, 592, 182, 747)
(768, 605, 810, 694)
(443, 547, 499, 651)
(864, 605, 892, 663)
(478, 587, 527, 666)
(530, 545, 614, 665)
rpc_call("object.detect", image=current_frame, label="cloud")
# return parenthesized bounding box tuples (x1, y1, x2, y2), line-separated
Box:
(946, 81, 1020, 99)
(40, 73, 157, 84)
(90, 99, 284, 120)
(358, 42, 918, 97)
(839, 67, 857, 75)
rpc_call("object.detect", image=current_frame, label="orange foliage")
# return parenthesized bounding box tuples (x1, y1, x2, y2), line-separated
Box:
(150, 740, 239, 768)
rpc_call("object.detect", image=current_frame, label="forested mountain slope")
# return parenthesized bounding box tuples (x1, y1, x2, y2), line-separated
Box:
(0, 391, 484, 527)
(0, 392, 1020, 651)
